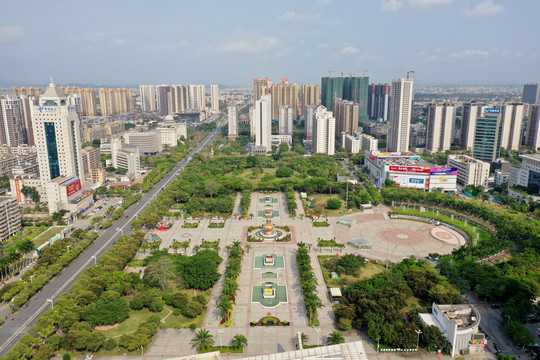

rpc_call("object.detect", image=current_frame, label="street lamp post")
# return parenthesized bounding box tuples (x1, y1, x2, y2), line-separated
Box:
(386, 227, 391, 271)
(315, 328, 321, 347)
(30, 275, 35, 282)
(47, 299, 53, 310)
(415, 329, 422, 351)
(116, 228, 124, 236)
(67, 245, 72, 253)
(376, 338, 379, 352)
(218, 329, 224, 349)
(91, 255, 97, 266)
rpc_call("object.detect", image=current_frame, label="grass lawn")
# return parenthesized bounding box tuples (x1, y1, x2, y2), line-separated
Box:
(127, 259, 146, 267)
(199, 345, 244, 354)
(318, 255, 385, 287)
(97, 308, 169, 338)
(32, 226, 67, 247)
(304, 194, 348, 217)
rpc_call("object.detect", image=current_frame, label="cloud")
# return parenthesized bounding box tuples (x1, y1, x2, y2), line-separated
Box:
(0, 26, 24, 44)
(340, 46, 360, 55)
(279, 11, 323, 21)
(148, 40, 189, 52)
(408, 0, 452, 7)
(465, 0, 503, 17)
(381, 0, 403, 11)
(218, 38, 280, 54)
(450, 49, 489, 59)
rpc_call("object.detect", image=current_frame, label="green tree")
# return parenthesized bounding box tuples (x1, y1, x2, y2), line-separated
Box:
(326, 198, 341, 210)
(87, 291, 130, 326)
(191, 329, 215, 351)
(143, 257, 175, 290)
(276, 167, 294, 178)
(279, 142, 289, 153)
(21, 185, 40, 203)
(327, 331, 345, 345)
(182, 250, 222, 290)
(505, 321, 535, 346)
(230, 334, 247, 350)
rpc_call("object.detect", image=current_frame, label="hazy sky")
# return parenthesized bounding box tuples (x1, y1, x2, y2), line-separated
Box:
(1, 0, 538, 87)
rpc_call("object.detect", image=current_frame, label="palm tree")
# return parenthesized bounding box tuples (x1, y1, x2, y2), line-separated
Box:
(217, 298, 233, 320)
(230, 334, 247, 350)
(191, 329, 215, 351)
(300, 332, 309, 346)
(327, 331, 345, 345)
(244, 244, 252, 254)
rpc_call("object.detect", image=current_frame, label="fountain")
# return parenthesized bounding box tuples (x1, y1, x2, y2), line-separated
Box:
(264, 216, 274, 236)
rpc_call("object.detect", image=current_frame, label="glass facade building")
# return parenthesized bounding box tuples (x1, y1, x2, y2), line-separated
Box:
(472, 114, 502, 162)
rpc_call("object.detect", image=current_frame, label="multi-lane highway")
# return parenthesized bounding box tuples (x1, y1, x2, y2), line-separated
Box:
(0, 125, 221, 356)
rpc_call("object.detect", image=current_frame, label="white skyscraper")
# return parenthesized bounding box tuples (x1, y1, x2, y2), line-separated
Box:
(228, 104, 238, 140)
(140, 85, 157, 112)
(304, 105, 316, 140)
(460, 101, 487, 150)
(500, 102, 525, 151)
(189, 85, 206, 110)
(387, 77, 414, 152)
(278, 105, 293, 135)
(210, 85, 219, 113)
(426, 102, 455, 153)
(254, 94, 272, 151)
(313, 106, 335, 155)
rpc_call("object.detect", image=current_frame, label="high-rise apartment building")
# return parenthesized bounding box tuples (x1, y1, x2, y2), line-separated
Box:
(270, 79, 299, 120)
(460, 101, 487, 150)
(0, 95, 26, 147)
(140, 85, 157, 112)
(0, 197, 21, 241)
(171, 85, 188, 113)
(387, 77, 414, 152)
(99, 88, 133, 116)
(368, 83, 390, 121)
(522, 83, 540, 105)
(333, 98, 359, 139)
(343, 77, 369, 123)
(321, 77, 344, 112)
(526, 105, 540, 150)
(278, 105, 293, 135)
(156, 85, 172, 116)
(301, 84, 320, 117)
(426, 102, 455, 153)
(227, 104, 238, 140)
(472, 109, 503, 162)
(500, 102, 525, 151)
(253, 78, 272, 105)
(189, 85, 206, 110)
(254, 94, 272, 151)
(11, 87, 42, 99)
(210, 85, 219, 113)
(59, 87, 98, 117)
(81, 146, 102, 180)
(304, 105, 317, 140)
(313, 106, 335, 155)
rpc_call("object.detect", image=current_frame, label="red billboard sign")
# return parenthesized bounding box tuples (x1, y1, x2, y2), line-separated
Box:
(388, 165, 431, 174)
(66, 179, 82, 197)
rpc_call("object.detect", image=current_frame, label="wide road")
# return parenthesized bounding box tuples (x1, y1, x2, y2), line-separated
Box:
(0, 125, 221, 356)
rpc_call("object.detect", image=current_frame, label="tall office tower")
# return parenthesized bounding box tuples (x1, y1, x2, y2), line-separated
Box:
(227, 104, 238, 140)
(171, 85, 187, 113)
(343, 77, 369, 123)
(0, 95, 25, 146)
(526, 105, 540, 149)
(80, 88, 97, 117)
(333, 98, 359, 139)
(253, 78, 272, 105)
(210, 85, 219, 112)
(19, 96, 35, 145)
(301, 84, 320, 116)
(278, 105, 293, 135)
(387, 77, 414, 152)
(99, 88, 133, 116)
(368, 83, 390, 121)
(11, 87, 42, 99)
(321, 77, 344, 112)
(270, 79, 299, 120)
(313, 106, 335, 155)
(140, 85, 157, 112)
(156, 85, 172, 116)
(32, 78, 85, 182)
(522, 83, 540, 104)
(460, 101, 487, 150)
(500, 102, 525, 151)
(188, 85, 206, 110)
(472, 108, 503, 162)
(425, 102, 455, 153)
(304, 105, 317, 140)
(254, 94, 272, 151)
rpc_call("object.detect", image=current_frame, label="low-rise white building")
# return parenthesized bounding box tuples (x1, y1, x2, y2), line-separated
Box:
(124, 131, 163, 156)
(342, 134, 360, 154)
(509, 154, 540, 192)
(447, 155, 490, 187)
(419, 303, 485, 357)
(111, 137, 141, 177)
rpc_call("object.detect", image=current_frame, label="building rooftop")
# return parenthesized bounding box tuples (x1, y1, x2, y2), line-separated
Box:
(448, 154, 488, 164)
(436, 304, 480, 330)
(380, 157, 433, 168)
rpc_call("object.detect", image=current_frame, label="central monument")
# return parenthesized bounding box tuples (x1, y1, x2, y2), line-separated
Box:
(264, 216, 274, 236)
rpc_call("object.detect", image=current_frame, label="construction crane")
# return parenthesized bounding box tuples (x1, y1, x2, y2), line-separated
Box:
(328, 70, 337, 77)
(351, 69, 368, 77)
(407, 70, 415, 79)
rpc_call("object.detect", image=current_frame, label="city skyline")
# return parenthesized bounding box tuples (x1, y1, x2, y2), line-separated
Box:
(1, 0, 539, 87)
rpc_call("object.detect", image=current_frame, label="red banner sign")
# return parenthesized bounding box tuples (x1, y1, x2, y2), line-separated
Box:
(66, 179, 82, 197)
(389, 165, 431, 174)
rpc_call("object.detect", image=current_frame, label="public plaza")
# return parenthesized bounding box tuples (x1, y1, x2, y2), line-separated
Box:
(127, 192, 469, 360)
